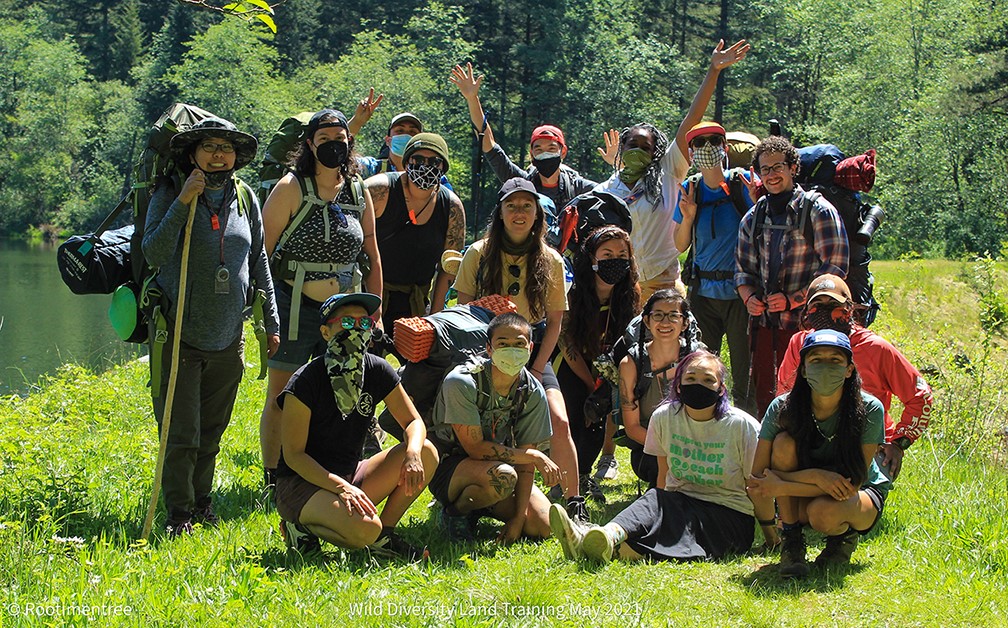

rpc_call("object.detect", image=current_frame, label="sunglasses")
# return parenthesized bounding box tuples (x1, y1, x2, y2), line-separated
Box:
(408, 155, 443, 168)
(327, 202, 348, 229)
(690, 135, 724, 149)
(199, 142, 235, 154)
(507, 264, 521, 296)
(327, 315, 376, 330)
(648, 311, 683, 323)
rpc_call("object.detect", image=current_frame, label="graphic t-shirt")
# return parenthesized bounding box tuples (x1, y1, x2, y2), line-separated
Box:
(644, 403, 760, 515)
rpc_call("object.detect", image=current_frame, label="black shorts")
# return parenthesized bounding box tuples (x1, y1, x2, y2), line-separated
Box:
(428, 452, 468, 506)
(855, 485, 886, 535)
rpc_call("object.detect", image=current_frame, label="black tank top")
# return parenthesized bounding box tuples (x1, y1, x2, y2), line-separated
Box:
(376, 172, 451, 286)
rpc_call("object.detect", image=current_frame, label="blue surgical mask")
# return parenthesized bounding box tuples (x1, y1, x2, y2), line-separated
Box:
(389, 134, 411, 157)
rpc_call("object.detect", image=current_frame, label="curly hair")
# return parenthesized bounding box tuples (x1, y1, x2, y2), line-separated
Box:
(613, 123, 669, 204)
(665, 350, 731, 420)
(564, 226, 641, 360)
(778, 360, 869, 487)
(751, 135, 799, 176)
(477, 194, 552, 321)
(290, 111, 360, 180)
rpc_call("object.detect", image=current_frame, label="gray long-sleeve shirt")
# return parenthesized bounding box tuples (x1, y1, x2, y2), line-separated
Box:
(142, 180, 280, 351)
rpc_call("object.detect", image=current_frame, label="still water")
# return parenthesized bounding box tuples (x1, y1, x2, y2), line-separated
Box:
(0, 239, 144, 395)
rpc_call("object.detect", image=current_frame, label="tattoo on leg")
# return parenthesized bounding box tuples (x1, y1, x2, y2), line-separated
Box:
(487, 466, 516, 497)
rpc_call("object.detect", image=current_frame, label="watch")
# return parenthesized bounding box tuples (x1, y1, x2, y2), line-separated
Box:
(893, 436, 912, 450)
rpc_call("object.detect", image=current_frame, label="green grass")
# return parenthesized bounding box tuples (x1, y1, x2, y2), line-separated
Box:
(2, 259, 1008, 627)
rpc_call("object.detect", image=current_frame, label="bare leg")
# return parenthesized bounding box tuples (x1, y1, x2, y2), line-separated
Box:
(488, 485, 552, 539)
(546, 388, 580, 498)
(260, 368, 294, 470)
(356, 440, 439, 527)
(298, 489, 383, 549)
(445, 459, 518, 513)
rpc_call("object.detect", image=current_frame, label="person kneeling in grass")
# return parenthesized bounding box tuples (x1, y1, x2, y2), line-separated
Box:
(550, 351, 778, 562)
(274, 293, 438, 560)
(747, 329, 890, 577)
(427, 312, 563, 544)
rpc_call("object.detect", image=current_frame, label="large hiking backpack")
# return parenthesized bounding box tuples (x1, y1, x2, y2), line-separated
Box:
(680, 168, 753, 290)
(257, 111, 313, 206)
(725, 131, 759, 170)
(557, 190, 632, 256)
(792, 144, 883, 324)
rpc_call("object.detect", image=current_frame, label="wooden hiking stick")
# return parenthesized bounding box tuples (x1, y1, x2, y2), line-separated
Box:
(141, 196, 198, 541)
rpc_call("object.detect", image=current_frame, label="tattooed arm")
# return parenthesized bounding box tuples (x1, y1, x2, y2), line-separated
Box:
(451, 424, 561, 487)
(363, 173, 391, 219)
(431, 190, 466, 314)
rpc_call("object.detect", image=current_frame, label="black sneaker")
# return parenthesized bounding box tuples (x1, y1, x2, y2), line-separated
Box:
(165, 511, 193, 538)
(814, 528, 860, 567)
(566, 495, 589, 523)
(579, 475, 607, 503)
(280, 518, 321, 555)
(439, 506, 476, 543)
(369, 531, 429, 562)
(192, 501, 219, 527)
(779, 526, 810, 578)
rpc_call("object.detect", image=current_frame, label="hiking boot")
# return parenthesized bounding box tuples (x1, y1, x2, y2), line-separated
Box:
(369, 530, 429, 562)
(582, 524, 625, 563)
(165, 512, 193, 538)
(192, 501, 219, 527)
(549, 503, 586, 560)
(814, 528, 860, 567)
(579, 475, 607, 503)
(280, 518, 321, 555)
(778, 526, 810, 578)
(439, 506, 476, 544)
(593, 454, 619, 481)
(565, 495, 589, 523)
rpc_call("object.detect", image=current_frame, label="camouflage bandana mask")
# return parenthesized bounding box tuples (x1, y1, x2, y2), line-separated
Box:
(323, 327, 373, 415)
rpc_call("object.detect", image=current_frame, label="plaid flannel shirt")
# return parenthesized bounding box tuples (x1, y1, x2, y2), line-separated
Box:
(734, 186, 849, 330)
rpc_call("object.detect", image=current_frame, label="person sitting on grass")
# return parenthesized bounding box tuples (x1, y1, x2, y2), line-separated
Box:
(427, 312, 563, 544)
(550, 351, 777, 562)
(747, 329, 890, 577)
(274, 292, 439, 560)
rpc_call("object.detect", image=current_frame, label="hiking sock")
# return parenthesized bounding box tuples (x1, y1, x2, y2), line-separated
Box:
(603, 523, 628, 546)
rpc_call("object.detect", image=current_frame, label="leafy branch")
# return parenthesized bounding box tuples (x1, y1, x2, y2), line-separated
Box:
(176, 0, 283, 33)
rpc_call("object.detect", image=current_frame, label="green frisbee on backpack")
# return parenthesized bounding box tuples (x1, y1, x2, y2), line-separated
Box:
(109, 283, 140, 341)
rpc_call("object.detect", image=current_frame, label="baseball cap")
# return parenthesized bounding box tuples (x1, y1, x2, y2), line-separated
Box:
(530, 124, 566, 151)
(807, 274, 852, 304)
(388, 112, 423, 133)
(685, 121, 727, 146)
(320, 293, 382, 323)
(800, 329, 853, 359)
(498, 177, 538, 203)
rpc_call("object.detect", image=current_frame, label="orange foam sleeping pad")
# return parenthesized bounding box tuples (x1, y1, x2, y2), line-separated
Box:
(393, 294, 517, 363)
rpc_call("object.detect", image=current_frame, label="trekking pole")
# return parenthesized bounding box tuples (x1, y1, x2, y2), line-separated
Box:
(141, 196, 198, 541)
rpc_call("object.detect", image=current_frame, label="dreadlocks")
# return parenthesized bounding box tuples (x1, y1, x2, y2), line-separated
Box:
(613, 123, 669, 204)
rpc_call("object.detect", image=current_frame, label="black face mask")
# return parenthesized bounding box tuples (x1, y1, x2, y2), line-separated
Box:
(679, 383, 721, 410)
(315, 140, 349, 169)
(203, 169, 233, 189)
(592, 258, 630, 285)
(533, 155, 561, 178)
(801, 301, 853, 335)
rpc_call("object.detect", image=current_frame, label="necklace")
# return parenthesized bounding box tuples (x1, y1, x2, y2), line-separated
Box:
(812, 414, 836, 442)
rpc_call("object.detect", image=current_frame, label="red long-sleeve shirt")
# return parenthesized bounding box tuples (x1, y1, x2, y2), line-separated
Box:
(776, 327, 933, 443)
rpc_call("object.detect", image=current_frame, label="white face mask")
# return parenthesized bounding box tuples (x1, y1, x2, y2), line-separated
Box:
(491, 346, 531, 376)
(691, 144, 726, 170)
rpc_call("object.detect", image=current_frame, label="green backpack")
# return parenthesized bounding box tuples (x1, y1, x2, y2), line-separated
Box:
(258, 111, 313, 206)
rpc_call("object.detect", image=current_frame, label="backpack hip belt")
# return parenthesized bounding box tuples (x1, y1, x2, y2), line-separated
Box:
(283, 260, 356, 342)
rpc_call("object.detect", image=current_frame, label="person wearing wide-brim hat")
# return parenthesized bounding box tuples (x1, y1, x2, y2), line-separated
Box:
(143, 113, 280, 536)
(363, 131, 466, 331)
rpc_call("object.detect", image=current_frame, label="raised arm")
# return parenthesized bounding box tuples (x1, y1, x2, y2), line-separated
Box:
(347, 87, 383, 137)
(451, 63, 496, 152)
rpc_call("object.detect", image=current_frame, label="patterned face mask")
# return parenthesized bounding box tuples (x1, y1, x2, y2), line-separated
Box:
(323, 327, 372, 415)
(406, 162, 442, 189)
(691, 144, 726, 170)
(801, 301, 853, 335)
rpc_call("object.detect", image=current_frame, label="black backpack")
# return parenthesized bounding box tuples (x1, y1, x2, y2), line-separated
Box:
(557, 190, 632, 255)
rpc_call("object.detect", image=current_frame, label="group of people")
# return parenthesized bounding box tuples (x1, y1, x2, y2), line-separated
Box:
(141, 36, 933, 576)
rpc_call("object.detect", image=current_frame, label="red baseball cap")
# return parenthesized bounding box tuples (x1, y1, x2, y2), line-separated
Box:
(686, 121, 727, 146)
(530, 125, 567, 156)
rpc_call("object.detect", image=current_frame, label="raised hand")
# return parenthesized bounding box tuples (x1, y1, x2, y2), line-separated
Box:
(742, 167, 764, 201)
(596, 128, 620, 166)
(710, 38, 751, 70)
(679, 179, 698, 222)
(450, 62, 483, 101)
(353, 87, 384, 125)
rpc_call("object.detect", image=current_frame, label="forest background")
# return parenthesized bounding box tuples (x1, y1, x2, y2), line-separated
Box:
(0, 0, 1006, 257)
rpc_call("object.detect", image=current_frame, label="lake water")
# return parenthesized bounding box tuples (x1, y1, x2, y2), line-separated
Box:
(0, 239, 144, 395)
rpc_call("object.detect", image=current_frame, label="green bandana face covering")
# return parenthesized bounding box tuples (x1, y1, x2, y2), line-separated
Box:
(491, 346, 530, 377)
(803, 363, 848, 396)
(619, 148, 653, 185)
(324, 327, 372, 415)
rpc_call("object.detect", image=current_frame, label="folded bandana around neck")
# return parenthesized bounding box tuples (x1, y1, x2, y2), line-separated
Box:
(324, 328, 372, 415)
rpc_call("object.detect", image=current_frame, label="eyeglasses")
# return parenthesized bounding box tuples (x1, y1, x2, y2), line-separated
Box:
(327, 202, 348, 228)
(199, 142, 235, 154)
(328, 315, 375, 330)
(507, 264, 520, 296)
(648, 311, 683, 323)
(758, 162, 790, 176)
(690, 135, 724, 149)
(408, 155, 443, 168)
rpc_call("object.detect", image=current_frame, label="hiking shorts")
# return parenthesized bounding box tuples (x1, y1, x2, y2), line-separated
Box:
(428, 452, 468, 507)
(268, 281, 327, 372)
(275, 461, 367, 524)
(855, 485, 886, 535)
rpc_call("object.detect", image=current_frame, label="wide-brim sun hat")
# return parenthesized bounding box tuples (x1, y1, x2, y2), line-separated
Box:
(169, 115, 258, 170)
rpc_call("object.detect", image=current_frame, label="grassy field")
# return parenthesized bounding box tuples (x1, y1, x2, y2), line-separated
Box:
(1, 259, 1007, 627)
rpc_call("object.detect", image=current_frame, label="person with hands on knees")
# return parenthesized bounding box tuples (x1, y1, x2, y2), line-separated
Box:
(747, 329, 890, 577)
(143, 115, 280, 536)
(453, 177, 583, 517)
(595, 38, 750, 301)
(274, 293, 438, 560)
(775, 274, 933, 481)
(549, 351, 775, 563)
(426, 313, 561, 544)
(734, 135, 848, 418)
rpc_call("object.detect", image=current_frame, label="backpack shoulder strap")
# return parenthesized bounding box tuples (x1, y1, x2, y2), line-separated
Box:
(800, 190, 820, 244)
(726, 169, 751, 217)
(350, 174, 366, 207)
(274, 175, 323, 256)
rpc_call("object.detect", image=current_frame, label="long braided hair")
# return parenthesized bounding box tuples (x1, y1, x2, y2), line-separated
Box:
(613, 123, 668, 204)
(778, 361, 869, 487)
(478, 195, 552, 321)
